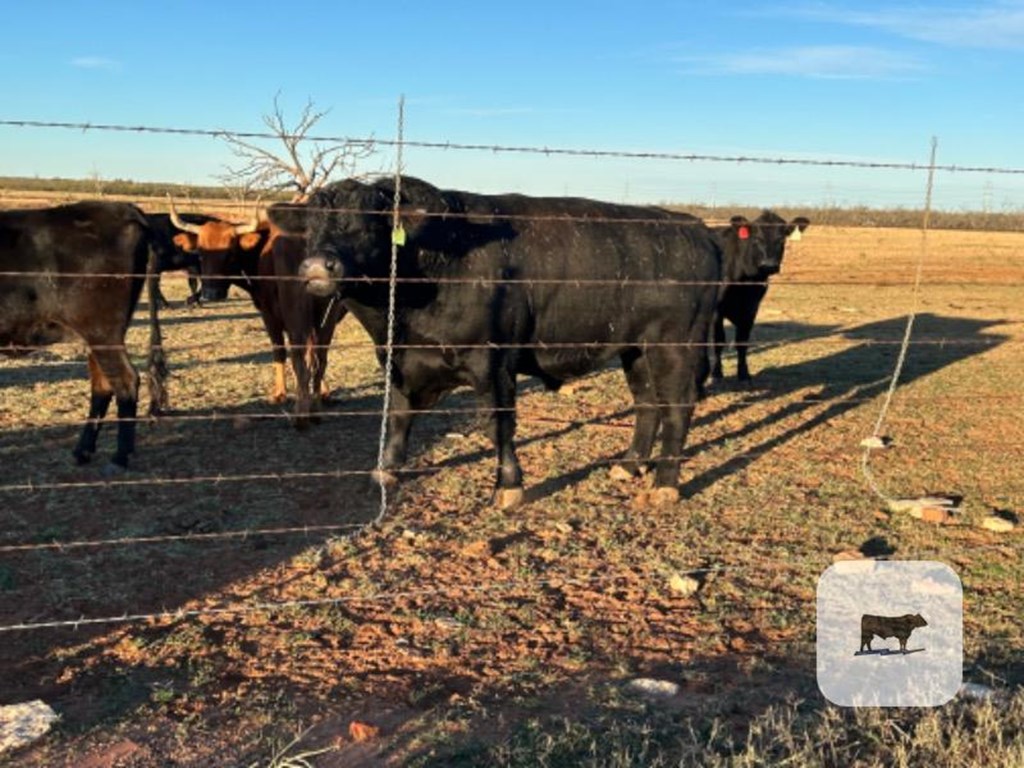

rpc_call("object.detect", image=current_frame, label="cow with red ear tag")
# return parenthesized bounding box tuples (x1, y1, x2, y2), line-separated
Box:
(712, 211, 810, 381)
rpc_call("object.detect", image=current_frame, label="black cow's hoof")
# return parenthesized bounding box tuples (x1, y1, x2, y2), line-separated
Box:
(609, 464, 633, 482)
(72, 449, 93, 465)
(370, 468, 399, 490)
(494, 487, 525, 510)
(650, 487, 680, 506)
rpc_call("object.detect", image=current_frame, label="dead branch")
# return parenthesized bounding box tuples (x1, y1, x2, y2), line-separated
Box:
(217, 94, 375, 202)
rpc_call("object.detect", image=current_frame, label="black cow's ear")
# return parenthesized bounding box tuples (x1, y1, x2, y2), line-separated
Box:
(791, 216, 810, 234)
(395, 177, 447, 244)
(267, 203, 308, 235)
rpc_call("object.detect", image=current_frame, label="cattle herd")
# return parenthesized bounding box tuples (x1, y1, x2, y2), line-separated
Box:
(0, 177, 808, 506)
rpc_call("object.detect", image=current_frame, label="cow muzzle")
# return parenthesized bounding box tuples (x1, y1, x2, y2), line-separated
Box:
(300, 256, 338, 297)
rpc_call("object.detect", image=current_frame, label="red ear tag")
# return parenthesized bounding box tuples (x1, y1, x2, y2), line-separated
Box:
(738, 226, 750, 240)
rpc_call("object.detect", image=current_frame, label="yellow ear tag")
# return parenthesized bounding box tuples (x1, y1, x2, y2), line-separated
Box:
(392, 225, 407, 247)
(788, 227, 802, 242)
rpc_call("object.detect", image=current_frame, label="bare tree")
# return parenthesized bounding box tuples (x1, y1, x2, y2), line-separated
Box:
(217, 94, 375, 202)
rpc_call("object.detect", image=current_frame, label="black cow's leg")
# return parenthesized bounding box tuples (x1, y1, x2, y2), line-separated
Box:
(613, 349, 659, 479)
(288, 340, 313, 429)
(311, 321, 338, 407)
(650, 346, 699, 501)
(735, 319, 753, 381)
(490, 360, 523, 509)
(372, 387, 416, 490)
(73, 355, 113, 465)
(186, 268, 201, 306)
(113, 394, 138, 468)
(88, 345, 140, 471)
(712, 314, 726, 380)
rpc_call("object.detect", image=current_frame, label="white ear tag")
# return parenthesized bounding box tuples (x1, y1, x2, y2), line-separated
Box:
(788, 227, 803, 242)
(392, 225, 407, 246)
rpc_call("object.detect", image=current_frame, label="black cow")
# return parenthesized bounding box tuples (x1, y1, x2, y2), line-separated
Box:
(0, 201, 168, 471)
(269, 176, 766, 508)
(145, 211, 219, 308)
(860, 613, 928, 654)
(712, 211, 809, 381)
(168, 205, 345, 424)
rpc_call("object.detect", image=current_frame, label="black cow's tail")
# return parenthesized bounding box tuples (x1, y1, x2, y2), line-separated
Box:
(145, 243, 169, 415)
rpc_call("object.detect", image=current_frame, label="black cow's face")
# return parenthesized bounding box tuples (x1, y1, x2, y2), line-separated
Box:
(754, 211, 810, 276)
(721, 215, 769, 282)
(272, 182, 403, 299)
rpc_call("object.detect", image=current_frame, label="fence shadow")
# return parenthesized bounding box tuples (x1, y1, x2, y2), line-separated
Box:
(0, 389, 398, 711)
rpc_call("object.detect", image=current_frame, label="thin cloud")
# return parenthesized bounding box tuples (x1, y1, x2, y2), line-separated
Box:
(71, 56, 120, 71)
(679, 45, 924, 80)
(795, 2, 1024, 49)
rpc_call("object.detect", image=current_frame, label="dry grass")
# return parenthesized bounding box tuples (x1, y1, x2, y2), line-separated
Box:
(0, 208, 1022, 765)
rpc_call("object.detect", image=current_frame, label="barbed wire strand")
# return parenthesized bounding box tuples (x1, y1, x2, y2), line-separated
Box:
(4, 118, 1024, 175)
(0, 524, 367, 554)
(861, 138, 939, 504)
(2, 335, 1019, 358)
(0, 566, 750, 633)
(5, 438, 1024, 497)
(3, 393, 1024, 431)
(3, 269, 1024, 288)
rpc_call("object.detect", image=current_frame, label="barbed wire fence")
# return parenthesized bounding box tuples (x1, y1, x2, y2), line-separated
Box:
(0, 108, 1021, 637)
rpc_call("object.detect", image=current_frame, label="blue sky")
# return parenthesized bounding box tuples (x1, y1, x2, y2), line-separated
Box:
(2, 1, 1022, 209)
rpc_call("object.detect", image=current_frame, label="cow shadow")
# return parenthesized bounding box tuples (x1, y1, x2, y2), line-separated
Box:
(854, 648, 926, 656)
(148, 310, 259, 328)
(0, 358, 84, 389)
(677, 313, 1008, 498)
(0, 307, 263, 390)
(404, 313, 1008, 505)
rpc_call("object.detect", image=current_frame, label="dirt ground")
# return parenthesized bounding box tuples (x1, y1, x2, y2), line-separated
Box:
(1, 220, 1022, 765)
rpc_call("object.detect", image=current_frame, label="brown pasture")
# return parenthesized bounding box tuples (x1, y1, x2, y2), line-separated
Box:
(1, 209, 1022, 765)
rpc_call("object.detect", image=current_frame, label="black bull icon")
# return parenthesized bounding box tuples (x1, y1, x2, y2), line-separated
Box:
(859, 613, 928, 654)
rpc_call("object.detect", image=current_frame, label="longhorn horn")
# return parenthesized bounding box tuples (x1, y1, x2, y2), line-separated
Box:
(167, 195, 205, 235)
(232, 195, 263, 235)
